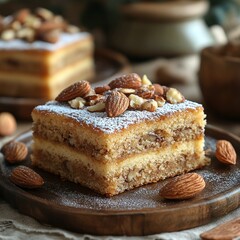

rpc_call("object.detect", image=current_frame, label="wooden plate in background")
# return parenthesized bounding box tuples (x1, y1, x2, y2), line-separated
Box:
(0, 48, 131, 121)
(0, 125, 239, 236)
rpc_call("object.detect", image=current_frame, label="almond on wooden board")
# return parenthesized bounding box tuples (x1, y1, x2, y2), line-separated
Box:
(55, 80, 91, 102)
(159, 173, 205, 200)
(105, 91, 129, 117)
(215, 140, 237, 165)
(3, 141, 28, 164)
(0, 112, 17, 136)
(200, 217, 240, 240)
(10, 166, 44, 189)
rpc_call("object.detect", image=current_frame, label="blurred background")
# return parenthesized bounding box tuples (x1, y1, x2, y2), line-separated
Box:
(0, 0, 240, 129)
(1, 0, 240, 54)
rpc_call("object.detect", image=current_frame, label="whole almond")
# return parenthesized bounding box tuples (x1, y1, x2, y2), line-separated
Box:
(94, 85, 110, 94)
(200, 217, 240, 240)
(3, 141, 28, 164)
(105, 91, 129, 117)
(39, 29, 60, 43)
(14, 8, 30, 23)
(37, 21, 64, 33)
(55, 80, 91, 102)
(0, 112, 17, 136)
(35, 7, 54, 21)
(10, 166, 44, 189)
(109, 73, 142, 89)
(160, 173, 205, 200)
(215, 140, 237, 165)
(1, 140, 14, 155)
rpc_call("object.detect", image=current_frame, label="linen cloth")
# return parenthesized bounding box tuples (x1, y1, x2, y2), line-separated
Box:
(0, 196, 239, 240)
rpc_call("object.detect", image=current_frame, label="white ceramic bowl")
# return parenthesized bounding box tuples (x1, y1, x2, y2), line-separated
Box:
(108, 0, 215, 58)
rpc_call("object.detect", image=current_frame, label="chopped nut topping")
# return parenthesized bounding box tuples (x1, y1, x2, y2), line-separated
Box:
(153, 84, 164, 96)
(55, 73, 186, 117)
(141, 74, 152, 85)
(1, 29, 15, 41)
(35, 7, 54, 21)
(129, 94, 145, 109)
(141, 99, 158, 112)
(166, 88, 185, 104)
(85, 94, 105, 106)
(87, 102, 106, 112)
(68, 97, 86, 109)
(135, 85, 154, 99)
(154, 95, 166, 107)
(118, 88, 136, 95)
(0, 8, 80, 43)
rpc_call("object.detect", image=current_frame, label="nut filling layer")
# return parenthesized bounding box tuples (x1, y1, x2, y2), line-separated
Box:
(33, 123, 204, 161)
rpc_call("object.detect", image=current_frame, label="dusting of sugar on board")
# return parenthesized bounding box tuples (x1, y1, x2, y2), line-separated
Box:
(0, 32, 90, 51)
(1, 134, 240, 211)
(30, 135, 240, 210)
(45, 180, 165, 210)
(35, 100, 202, 134)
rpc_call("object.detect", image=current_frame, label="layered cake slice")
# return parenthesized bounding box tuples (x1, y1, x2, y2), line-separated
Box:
(0, 8, 94, 99)
(31, 73, 209, 196)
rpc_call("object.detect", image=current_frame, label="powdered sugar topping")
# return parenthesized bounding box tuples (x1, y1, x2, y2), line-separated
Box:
(35, 100, 202, 134)
(0, 32, 90, 51)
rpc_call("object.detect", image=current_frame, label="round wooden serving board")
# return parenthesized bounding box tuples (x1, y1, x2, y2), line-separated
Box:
(0, 125, 240, 236)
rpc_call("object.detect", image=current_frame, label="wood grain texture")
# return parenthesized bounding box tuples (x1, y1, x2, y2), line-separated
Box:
(199, 46, 240, 119)
(200, 217, 240, 240)
(0, 125, 239, 236)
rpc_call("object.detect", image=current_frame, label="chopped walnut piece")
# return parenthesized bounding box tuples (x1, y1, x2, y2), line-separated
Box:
(154, 95, 166, 107)
(166, 88, 185, 104)
(129, 94, 145, 109)
(135, 85, 155, 99)
(141, 74, 152, 85)
(68, 97, 86, 109)
(87, 102, 106, 112)
(1, 29, 15, 41)
(141, 99, 158, 112)
(118, 88, 136, 95)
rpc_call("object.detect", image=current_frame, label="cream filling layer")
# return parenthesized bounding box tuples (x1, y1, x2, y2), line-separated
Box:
(32, 137, 205, 177)
(0, 57, 94, 84)
(0, 39, 93, 63)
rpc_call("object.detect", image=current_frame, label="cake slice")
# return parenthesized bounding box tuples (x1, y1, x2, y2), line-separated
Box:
(0, 8, 94, 100)
(31, 73, 209, 196)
